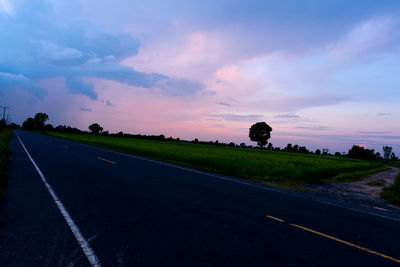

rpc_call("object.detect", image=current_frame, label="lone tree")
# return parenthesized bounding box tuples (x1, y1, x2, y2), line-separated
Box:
(89, 123, 103, 135)
(249, 122, 272, 148)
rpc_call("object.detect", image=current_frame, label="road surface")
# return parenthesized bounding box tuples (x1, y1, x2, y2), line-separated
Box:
(1, 130, 400, 266)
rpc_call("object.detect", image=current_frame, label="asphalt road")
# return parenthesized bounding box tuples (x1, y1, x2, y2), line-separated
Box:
(1, 130, 400, 266)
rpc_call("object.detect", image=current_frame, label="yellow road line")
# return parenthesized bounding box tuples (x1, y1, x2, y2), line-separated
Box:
(266, 215, 285, 222)
(97, 157, 116, 165)
(266, 215, 400, 264)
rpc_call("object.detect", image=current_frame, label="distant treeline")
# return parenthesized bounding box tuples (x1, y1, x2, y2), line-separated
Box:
(3, 112, 398, 162)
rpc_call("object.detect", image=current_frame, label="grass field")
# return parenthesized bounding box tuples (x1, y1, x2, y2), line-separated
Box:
(0, 129, 12, 196)
(381, 173, 400, 206)
(46, 132, 385, 186)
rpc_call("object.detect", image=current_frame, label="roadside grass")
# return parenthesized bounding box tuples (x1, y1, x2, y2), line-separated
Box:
(381, 173, 400, 206)
(0, 129, 12, 197)
(385, 161, 400, 168)
(44, 132, 385, 186)
(331, 166, 388, 183)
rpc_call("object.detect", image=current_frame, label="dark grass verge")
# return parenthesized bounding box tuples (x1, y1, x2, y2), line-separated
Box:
(331, 166, 388, 183)
(42, 131, 386, 187)
(385, 161, 400, 168)
(381, 173, 400, 206)
(0, 129, 12, 198)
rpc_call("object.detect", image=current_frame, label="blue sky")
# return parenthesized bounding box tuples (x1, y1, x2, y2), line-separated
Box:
(0, 0, 399, 154)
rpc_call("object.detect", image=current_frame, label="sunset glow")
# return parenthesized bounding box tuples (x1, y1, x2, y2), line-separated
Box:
(1, 0, 399, 154)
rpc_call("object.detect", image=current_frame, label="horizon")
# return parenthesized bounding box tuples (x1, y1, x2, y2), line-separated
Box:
(1, 0, 399, 155)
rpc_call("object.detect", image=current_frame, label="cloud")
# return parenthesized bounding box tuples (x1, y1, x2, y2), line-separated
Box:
(222, 16, 400, 115)
(0, 0, 203, 100)
(80, 107, 91, 112)
(66, 76, 97, 100)
(0, 72, 45, 99)
(377, 113, 392, 116)
(210, 113, 263, 122)
(105, 99, 113, 107)
(202, 91, 216, 96)
(274, 113, 300, 119)
(278, 131, 399, 144)
(295, 125, 329, 131)
(328, 17, 398, 61)
(218, 102, 231, 106)
(248, 95, 350, 112)
(37, 41, 84, 61)
(357, 131, 391, 135)
(375, 135, 400, 140)
(154, 78, 204, 97)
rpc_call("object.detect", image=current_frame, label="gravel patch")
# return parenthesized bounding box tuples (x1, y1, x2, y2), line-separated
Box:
(305, 167, 400, 213)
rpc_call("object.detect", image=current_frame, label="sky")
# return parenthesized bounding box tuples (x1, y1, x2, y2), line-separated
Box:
(0, 0, 399, 154)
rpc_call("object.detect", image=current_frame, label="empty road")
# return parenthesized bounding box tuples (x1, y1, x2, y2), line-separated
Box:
(1, 130, 400, 266)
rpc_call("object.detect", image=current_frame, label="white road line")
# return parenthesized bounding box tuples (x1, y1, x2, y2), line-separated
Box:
(97, 157, 116, 165)
(16, 133, 102, 267)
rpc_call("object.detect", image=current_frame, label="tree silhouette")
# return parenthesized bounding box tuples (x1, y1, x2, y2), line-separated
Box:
(33, 112, 49, 129)
(284, 143, 293, 152)
(266, 143, 274, 150)
(89, 123, 103, 135)
(22, 117, 35, 130)
(348, 145, 376, 161)
(383, 146, 392, 160)
(298, 146, 310, 154)
(249, 122, 272, 148)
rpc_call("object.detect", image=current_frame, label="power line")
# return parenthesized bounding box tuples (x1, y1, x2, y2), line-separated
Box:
(0, 106, 9, 121)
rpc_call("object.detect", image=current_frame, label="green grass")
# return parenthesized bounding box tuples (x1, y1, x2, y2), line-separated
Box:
(0, 129, 12, 196)
(45, 132, 385, 186)
(381, 173, 400, 206)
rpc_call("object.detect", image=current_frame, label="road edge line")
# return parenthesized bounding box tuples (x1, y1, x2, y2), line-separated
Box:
(16, 132, 102, 267)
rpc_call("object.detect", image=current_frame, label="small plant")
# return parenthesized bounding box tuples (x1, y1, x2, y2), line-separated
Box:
(381, 174, 400, 206)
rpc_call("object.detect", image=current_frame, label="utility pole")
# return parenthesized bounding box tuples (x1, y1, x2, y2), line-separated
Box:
(0, 106, 9, 121)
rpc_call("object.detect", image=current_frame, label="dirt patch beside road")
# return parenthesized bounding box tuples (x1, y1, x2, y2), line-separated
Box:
(305, 167, 400, 213)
